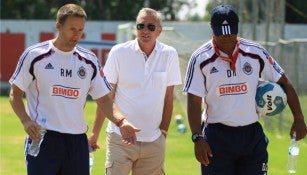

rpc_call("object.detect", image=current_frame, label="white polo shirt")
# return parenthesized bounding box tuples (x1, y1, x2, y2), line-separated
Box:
(183, 38, 284, 126)
(104, 39, 182, 142)
(9, 40, 112, 134)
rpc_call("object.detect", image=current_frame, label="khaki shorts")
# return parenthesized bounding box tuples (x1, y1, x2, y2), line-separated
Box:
(105, 132, 165, 175)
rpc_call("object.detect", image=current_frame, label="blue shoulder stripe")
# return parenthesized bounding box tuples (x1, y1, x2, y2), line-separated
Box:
(183, 56, 197, 92)
(11, 41, 49, 81)
(76, 45, 97, 57)
(183, 44, 213, 92)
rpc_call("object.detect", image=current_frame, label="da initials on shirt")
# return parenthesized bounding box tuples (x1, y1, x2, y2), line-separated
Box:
(227, 70, 236, 77)
(61, 68, 72, 77)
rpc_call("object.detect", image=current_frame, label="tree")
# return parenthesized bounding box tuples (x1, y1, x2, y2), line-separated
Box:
(0, 0, 193, 21)
(286, 0, 307, 23)
(204, 0, 307, 24)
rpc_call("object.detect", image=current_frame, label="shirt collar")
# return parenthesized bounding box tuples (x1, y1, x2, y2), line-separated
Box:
(133, 38, 162, 53)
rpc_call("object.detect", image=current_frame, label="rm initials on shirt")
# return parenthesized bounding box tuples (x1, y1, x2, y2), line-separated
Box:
(61, 69, 72, 77)
(219, 83, 248, 96)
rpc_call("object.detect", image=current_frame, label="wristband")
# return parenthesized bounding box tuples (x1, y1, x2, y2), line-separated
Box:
(160, 129, 168, 136)
(192, 133, 203, 142)
(115, 118, 125, 127)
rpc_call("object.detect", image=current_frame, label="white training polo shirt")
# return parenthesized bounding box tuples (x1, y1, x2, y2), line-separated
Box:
(183, 38, 284, 126)
(104, 39, 182, 142)
(9, 40, 112, 134)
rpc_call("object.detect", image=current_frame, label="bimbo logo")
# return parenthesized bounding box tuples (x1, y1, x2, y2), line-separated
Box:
(218, 83, 248, 96)
(51, 85, 80, 99)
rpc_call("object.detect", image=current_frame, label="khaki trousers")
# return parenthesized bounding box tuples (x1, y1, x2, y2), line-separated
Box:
(105, 132, 165, 175)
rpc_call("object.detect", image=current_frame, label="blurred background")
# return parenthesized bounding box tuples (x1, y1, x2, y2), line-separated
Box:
(1, 1, 307, 174)
(1, 0, 307, 94)
(1, 0, 307, 131)
(1, 0, 307, 130)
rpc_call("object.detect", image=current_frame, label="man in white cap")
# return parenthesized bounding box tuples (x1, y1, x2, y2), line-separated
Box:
(183, 4, 307, 175)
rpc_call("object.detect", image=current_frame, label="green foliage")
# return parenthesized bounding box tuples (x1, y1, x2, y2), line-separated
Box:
(286, 0, 307, 23)
(0, 0, 192, 21)
(1, 0, 77, 19)
(204, 0, 307, 23)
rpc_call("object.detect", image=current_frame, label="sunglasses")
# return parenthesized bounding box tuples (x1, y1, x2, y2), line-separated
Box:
(136, 23, 157, 31)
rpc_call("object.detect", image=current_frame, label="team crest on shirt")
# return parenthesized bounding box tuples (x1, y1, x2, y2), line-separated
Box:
(77, 66, 86, 79)
(242, 62, 252, 75)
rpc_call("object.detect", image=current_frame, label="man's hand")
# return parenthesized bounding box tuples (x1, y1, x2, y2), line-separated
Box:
(88, 133, 101, 152)
(195, 140, 213, 166)
(23, 119, 41, 141)
(119, 119, 141, 145)
(290, 117, 307, 140)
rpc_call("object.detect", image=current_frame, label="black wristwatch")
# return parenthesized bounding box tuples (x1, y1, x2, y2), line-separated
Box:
(192, 133, 204, 142)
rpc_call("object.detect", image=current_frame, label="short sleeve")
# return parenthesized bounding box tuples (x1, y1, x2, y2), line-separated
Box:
(183, 55, 206, 97)
(167, 50, 182, 86)
(9, 50, 34, 91)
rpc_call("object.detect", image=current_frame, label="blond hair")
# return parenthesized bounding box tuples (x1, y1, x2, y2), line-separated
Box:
(56, 4, 87, 24)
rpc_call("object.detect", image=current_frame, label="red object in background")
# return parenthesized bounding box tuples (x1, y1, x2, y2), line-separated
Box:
(40, 32, 54, 42)
(91, 49, 98, 57)
(0, 32, 115, 82)
(0, 33, 25, 81)
(101, 33, 116, 41)
(39, 32, 85, 42)
(101, 49, 110, 66)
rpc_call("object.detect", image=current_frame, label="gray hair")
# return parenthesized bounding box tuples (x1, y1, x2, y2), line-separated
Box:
(136, 8, 162, 25)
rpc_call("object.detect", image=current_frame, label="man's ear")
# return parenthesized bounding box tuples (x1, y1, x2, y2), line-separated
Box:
(55, 22, 61, 30)
(158, 26, 162, 35)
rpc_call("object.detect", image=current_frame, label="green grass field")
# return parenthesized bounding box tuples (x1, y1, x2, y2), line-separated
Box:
(1, 96, 306, 175)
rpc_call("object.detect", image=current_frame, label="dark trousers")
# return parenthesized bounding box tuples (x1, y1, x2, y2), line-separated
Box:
(25, 130, 89, 175)
(201, 122, 268, 175)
